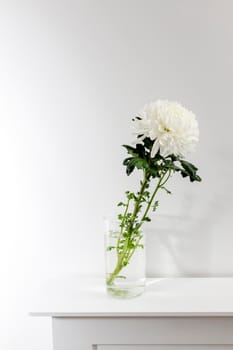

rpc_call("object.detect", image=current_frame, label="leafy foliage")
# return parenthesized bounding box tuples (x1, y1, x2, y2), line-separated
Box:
(123, 137, 201, 183)
(106, 137, 201, 286)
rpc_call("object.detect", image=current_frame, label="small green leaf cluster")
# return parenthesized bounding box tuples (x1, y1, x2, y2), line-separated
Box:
(123, 137, 201, 183)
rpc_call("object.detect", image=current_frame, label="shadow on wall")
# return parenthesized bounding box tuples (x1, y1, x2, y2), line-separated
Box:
(145, 146, 233, 277)
(146, 215, 211, 277)
(145, 194, 225, 277)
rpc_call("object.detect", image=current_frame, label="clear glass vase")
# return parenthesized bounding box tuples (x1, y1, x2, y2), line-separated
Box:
(104, 218, 146, 298)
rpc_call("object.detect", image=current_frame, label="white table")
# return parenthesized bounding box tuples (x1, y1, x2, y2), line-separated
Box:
(31, 277, 233, 350)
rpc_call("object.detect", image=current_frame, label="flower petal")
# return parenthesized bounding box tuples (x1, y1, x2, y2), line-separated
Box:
(151, 139, 160, 158)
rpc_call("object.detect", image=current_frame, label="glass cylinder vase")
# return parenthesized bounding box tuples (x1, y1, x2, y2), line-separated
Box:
(104, 218, 146, 298)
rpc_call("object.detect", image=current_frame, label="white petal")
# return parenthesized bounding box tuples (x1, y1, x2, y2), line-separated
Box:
(151, 139, 160, 158)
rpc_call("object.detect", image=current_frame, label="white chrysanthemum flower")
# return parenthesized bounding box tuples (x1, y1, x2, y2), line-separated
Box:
(133, 100, 199, 158)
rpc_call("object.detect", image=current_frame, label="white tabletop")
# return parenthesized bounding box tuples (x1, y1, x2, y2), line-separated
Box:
(30, 277, 233, 317)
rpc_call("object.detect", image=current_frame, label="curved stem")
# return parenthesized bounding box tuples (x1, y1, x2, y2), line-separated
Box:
(107, 169, 172, 286)
(116, 197, 130, 254)
(130, 170, 148, 227)
(107, 170, 149, 285)
(124, 170, 171, 265)
(141, 170, 168, 222)
(160, 168, 171, 187)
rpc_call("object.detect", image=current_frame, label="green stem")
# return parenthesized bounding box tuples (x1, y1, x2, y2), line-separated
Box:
(116, 197, 130, 254)
(107, 169, 172, 286)
(107, 231, 131, 285)
(130, 171, 149, 226)
(107, 170, 149, 285)
(141, 170, 168, 223)
(124, 170, 170, 265)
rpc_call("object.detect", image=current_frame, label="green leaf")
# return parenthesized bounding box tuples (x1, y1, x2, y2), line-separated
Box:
(149, 167, 159, 178)
(163, 159, 180, 172)
(117, 202, 126, 207)
(123, 157, 132, 166)
(135, 143, 146, 157)
(161, 186, 172, 194)
(126, 191, 135, 200)
(131, 157, 149, 170)
(142, 137, 154, 151)
(152, 200, 159, 211)
(181, 160, 198, 171)
(194, 174, 202, 182)
(126, 162, 135, 176)
(137, 244, 144, 249)
(122, 145, 137, 156)
(169, 154, 179, 162)
(180, 160, 202, 182)
(106, 246, 115, 251)
(143, 217, 151, 222)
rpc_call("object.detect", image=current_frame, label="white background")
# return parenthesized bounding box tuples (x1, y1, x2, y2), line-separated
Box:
(0, 0, 233, 349)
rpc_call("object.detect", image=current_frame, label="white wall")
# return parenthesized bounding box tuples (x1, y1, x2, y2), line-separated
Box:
(1, 0, 233, 349)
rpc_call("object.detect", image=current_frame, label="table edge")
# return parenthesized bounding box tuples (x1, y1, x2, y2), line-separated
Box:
(30, 311, 233, 318)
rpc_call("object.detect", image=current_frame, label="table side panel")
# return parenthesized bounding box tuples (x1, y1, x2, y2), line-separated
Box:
(52, 317, 233, 350)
